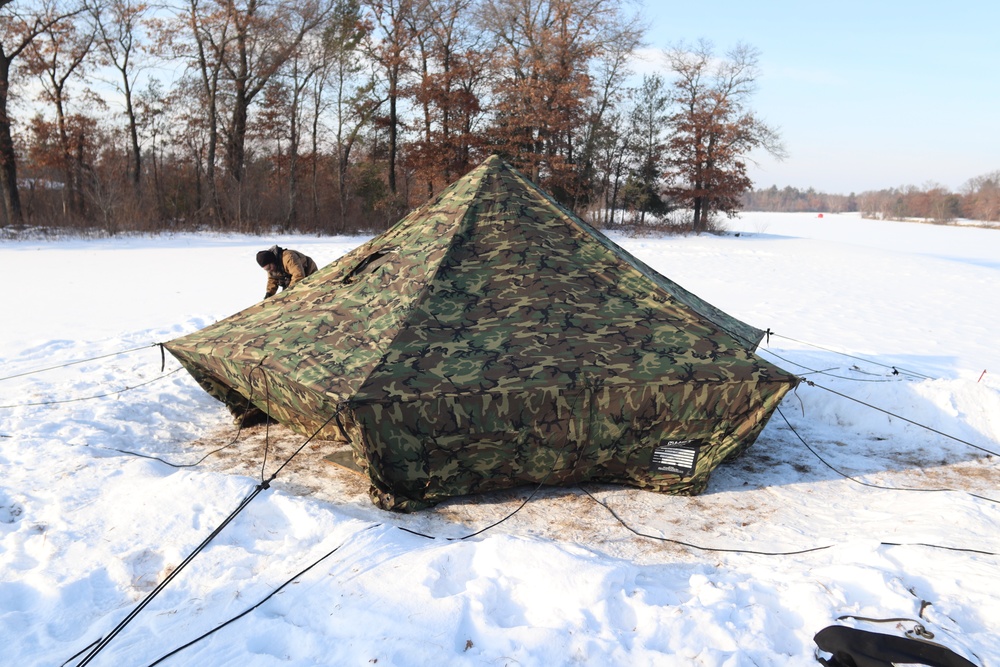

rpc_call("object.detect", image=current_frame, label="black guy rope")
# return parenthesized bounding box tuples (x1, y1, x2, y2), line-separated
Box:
(254, 363, 274, 484)
(0, 368, 184, 409)
(801, 378, 1000, 458)
(88, 390, 264, 469)
(63, 362, 272, 470)
(877, 542, 1000, 557)
(580, 485, 836, 556)
(458, 478, 551, 540)
(87, 438, 241, 470)
(776, 407, 1000, 505)
(0, 343, 160, 383)
(60, 639, 101, 667)
(581, 486, 1000, 558)
(759, 347, 912, 384)
(396, 468, 559, 542)
(261, 409, 342, 483)
(142, 524, 382, 667)
(74, 481, 272, 667)
(765, 330, 934, 380)
(72, 396, 343, 666)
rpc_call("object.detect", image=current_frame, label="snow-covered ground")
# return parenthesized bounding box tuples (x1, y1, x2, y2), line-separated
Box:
(1, 212, 998, 666)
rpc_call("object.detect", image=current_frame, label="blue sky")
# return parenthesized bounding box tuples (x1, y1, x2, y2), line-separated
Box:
(638, 1, 1000, 194)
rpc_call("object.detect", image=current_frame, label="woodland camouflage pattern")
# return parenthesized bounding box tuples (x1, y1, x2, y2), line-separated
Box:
(166, 155, 798, 511)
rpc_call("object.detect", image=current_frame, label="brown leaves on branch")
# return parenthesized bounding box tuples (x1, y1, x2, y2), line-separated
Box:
(0, 0, 808, 235)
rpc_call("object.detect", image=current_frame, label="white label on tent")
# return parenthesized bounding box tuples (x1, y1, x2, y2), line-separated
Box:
(650, 441, 699, 476)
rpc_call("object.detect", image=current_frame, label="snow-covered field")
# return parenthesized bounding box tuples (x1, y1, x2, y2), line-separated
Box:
(2, 211, 998, 666)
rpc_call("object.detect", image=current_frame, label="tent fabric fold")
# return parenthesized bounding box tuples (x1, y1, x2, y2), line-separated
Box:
(166, 155, 797, 511)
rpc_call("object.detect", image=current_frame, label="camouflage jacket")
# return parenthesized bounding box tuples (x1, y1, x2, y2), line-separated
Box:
(264, 245, 319, 298)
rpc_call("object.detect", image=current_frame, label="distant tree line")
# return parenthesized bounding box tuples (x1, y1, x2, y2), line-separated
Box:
(743, 186, 857, 214)
(745, 172, 1000, 223)
(0, 0, 782, 236)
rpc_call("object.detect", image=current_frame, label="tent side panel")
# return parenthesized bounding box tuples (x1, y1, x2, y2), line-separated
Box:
(166, 346, 347, 440)
(346, 378, 796, 511)
(168, 350, 248, 413)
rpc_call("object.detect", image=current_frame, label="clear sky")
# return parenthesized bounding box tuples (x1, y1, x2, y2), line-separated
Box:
(637, 0, 1000, 194)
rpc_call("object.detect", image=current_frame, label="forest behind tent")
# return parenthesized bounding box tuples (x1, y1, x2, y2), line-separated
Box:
(165, 155, 798, 511)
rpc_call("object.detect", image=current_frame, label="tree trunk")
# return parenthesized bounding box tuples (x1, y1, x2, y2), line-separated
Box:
(0, 57, 22, 226)
(287, 107, 300, 230)
(310, 92, 320, 227)
(338, 146, 349, 226)
(388, 74, 398, 194)
(692, 195, 704, 233)
(227, 87, 249, 182)
(54, 96, 78, 216)
(205, 102, 220, 223)
(124, 82, 141, 191)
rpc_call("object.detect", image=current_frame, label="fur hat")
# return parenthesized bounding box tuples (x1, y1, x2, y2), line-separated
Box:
(256, 250, 277, 267)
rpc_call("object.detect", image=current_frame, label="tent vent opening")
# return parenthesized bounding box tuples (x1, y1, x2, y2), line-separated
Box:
(343, 248, 397, 284)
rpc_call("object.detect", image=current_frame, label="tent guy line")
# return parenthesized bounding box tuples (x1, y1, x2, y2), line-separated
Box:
(766, 330, 935, 380)
(72, 407, 343, 667)
(759, 347, 917, 383)
(777, 407, 1000, 505)
(141, 524, 384, 667)
(580, 486, 1000, 558)
(73, 480, 272, 667)
(397, 467, 558, 542)
(0, 367, 184, 409)
(801, 379, 1000, 458)
(0, 342, 160, 382)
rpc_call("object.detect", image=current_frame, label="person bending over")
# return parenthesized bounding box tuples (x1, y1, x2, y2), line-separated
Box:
(256, 245, 318, 299)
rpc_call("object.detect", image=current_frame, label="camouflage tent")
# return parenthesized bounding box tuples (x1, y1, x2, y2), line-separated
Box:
(166, 155, 797, 511)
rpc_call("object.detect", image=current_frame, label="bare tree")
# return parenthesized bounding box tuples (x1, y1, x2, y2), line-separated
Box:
(478, 0, 640, 207)
(404, 0, 487, 197)
(166, 0, 336, 228)
(167, 0, 231, 222)
(259, 34, 335, 230)
(565, 5, 642, 212)
(662, 40, 785, 233)
(92, 0, 152, 194)
(587, 108, 629, 227)
(363, 0, 413, 196)
(220, 0, 336, 188)
(320, 0, 379, 227)
(0, 0, 87, 225)
(962, 171, 1000, 222)
(24, 4, 96, 218)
